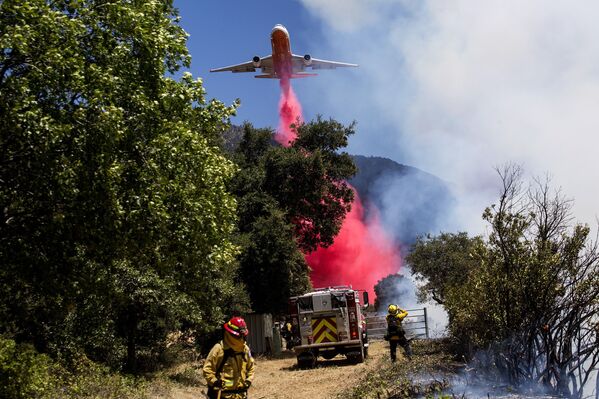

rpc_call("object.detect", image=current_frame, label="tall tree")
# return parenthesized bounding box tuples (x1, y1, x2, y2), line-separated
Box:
(230, 119, 357, 314)
(0, 0, 245, 370)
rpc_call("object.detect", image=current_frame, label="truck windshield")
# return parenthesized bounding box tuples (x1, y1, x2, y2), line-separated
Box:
(331, 293, 347, 308)
(298, 296, 313, 311)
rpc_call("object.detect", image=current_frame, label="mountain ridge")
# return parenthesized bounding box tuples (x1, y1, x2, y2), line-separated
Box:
(223, 126, 453, 247)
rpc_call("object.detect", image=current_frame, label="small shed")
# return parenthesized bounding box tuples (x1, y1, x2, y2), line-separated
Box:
(245, 313, 273, 354)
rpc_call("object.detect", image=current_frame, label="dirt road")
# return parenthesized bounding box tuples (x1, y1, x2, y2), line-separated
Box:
(154, 340, 394, 399)
(250, 340, 390, 399)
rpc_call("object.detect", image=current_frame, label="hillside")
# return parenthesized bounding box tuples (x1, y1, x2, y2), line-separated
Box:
(349, 155, 454, 247)
(223, 127, 454, 248)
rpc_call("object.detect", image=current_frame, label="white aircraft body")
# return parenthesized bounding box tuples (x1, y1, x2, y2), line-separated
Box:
(210, 24, 358, 79)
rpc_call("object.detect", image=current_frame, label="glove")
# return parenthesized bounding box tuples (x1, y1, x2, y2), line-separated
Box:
(213, 379, 224, 389)
(244, 380, 252, 389)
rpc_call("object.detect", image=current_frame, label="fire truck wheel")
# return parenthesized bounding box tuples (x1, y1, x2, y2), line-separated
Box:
(347, 349, 364, 364)
(297, 353, 317, 369)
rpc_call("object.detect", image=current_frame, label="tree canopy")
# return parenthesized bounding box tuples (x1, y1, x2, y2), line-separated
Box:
(229, 119, 357, 314)
(408, 165, 599, 398)
(407, 232, 483, 305)
(0, 0, 245, 371)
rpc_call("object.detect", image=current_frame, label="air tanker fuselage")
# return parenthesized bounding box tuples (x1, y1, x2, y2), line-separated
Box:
(210, 24, 357, 78)
(271, 24, 293, 78)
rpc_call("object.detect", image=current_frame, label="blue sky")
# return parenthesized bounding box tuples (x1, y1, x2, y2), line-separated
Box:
(174, 1, 599, 234)
(175, 1, 344, 132)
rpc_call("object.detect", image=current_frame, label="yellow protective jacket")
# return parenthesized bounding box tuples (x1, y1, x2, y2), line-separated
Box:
(203, 340, 255, 398)
(386, 308, 408, 324)
(386, 308, 408, 340)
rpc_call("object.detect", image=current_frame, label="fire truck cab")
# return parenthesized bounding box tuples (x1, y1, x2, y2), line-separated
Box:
(288, 286, 369, 368)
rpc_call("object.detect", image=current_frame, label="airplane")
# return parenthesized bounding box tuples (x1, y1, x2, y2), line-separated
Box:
(210, 24, 358, 79)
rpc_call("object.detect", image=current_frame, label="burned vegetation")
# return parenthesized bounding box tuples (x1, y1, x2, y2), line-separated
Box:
(408, 165, 599, 398)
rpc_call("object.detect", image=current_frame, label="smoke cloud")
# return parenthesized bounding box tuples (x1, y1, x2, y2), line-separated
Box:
(306, 194, 400, 300)
(299, 0, 599, 233)
(276, 80, 401, 299)
(349, 155, 455, 248)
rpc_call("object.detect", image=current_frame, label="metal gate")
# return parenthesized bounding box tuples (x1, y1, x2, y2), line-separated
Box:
(366, 308, 429, 340)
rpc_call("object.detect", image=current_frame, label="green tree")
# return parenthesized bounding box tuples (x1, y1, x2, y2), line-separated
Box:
(465, 167, 599, 396)
(230, 119, 357, 314)
(0, 0, 245, 371)
(265, 117, 357, 253)
(409, 165, 599, 397)
(407, 232, 483, 305)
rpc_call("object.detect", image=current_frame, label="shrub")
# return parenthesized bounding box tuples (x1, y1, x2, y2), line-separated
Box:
(0, 337, 148, 399)
(0, 337, 56, 399)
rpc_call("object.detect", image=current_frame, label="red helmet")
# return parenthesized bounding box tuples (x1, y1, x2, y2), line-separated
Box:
(224, 316, 249, 337)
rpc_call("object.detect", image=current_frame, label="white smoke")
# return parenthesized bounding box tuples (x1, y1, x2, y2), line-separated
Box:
(298, 0, 599, 234)
(402, 267, 449, 338)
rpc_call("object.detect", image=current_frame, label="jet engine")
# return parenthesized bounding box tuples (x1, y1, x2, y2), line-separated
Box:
(303, 54, 312, 66)
(252, 56, 261, 68)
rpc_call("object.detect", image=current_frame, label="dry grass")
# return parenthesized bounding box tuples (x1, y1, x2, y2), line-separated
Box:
(337, 339, 463, 399)
(147, 340, 394, 399)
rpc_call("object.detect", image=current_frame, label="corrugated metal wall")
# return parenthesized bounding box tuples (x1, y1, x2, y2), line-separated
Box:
(245, 313, 273, 354)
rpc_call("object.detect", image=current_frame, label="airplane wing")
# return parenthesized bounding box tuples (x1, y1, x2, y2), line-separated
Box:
(211, 56, 273, 73)
(254, 72, 318, 79)
(291, 54, 358, 71)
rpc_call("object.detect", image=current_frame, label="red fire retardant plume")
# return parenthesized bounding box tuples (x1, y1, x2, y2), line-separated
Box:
(305, 194, 400, 300)
(276, 78, 302, 145)
(276, 78, 401, 300)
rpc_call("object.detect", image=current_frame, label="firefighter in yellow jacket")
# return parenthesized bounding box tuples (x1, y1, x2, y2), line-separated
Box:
(385, 304, 412, 362)
(203, 317, 255, 399)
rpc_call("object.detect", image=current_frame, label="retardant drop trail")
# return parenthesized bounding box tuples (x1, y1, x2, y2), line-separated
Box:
(276, 78, 303, 145)
(276, 78, 401, 299)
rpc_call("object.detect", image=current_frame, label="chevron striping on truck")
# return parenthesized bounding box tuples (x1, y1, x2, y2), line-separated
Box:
(311, 317, 338, 343)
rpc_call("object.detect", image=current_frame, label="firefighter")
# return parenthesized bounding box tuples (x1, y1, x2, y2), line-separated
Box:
(385, 304, 412, 362)
(280, 319, 294, 350)
(203, 316, 255, 399)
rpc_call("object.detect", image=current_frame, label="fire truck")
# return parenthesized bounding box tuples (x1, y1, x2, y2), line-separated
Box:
(288, 286, 370, 368)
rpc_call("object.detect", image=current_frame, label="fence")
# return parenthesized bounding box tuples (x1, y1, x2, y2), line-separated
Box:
(366, 308, 429, 340)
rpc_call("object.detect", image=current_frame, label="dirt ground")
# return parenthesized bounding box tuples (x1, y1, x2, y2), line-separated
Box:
(153, 340, 396, 399)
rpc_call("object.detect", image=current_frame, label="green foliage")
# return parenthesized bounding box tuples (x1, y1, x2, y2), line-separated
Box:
(407, 232, 484, 306)
(58, 356, 148, 399)
(230, 119, 357, 314)
(0, 337, 146, 399)
(277, 117, 357, 253)
(237, 206, 310, 314)
(409, 166, 599, 396)
(0, 337, 56, 399)
(0, 0, 245, 371)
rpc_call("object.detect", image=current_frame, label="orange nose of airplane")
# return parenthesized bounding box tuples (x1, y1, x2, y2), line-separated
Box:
(272, 24, 289, 38)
